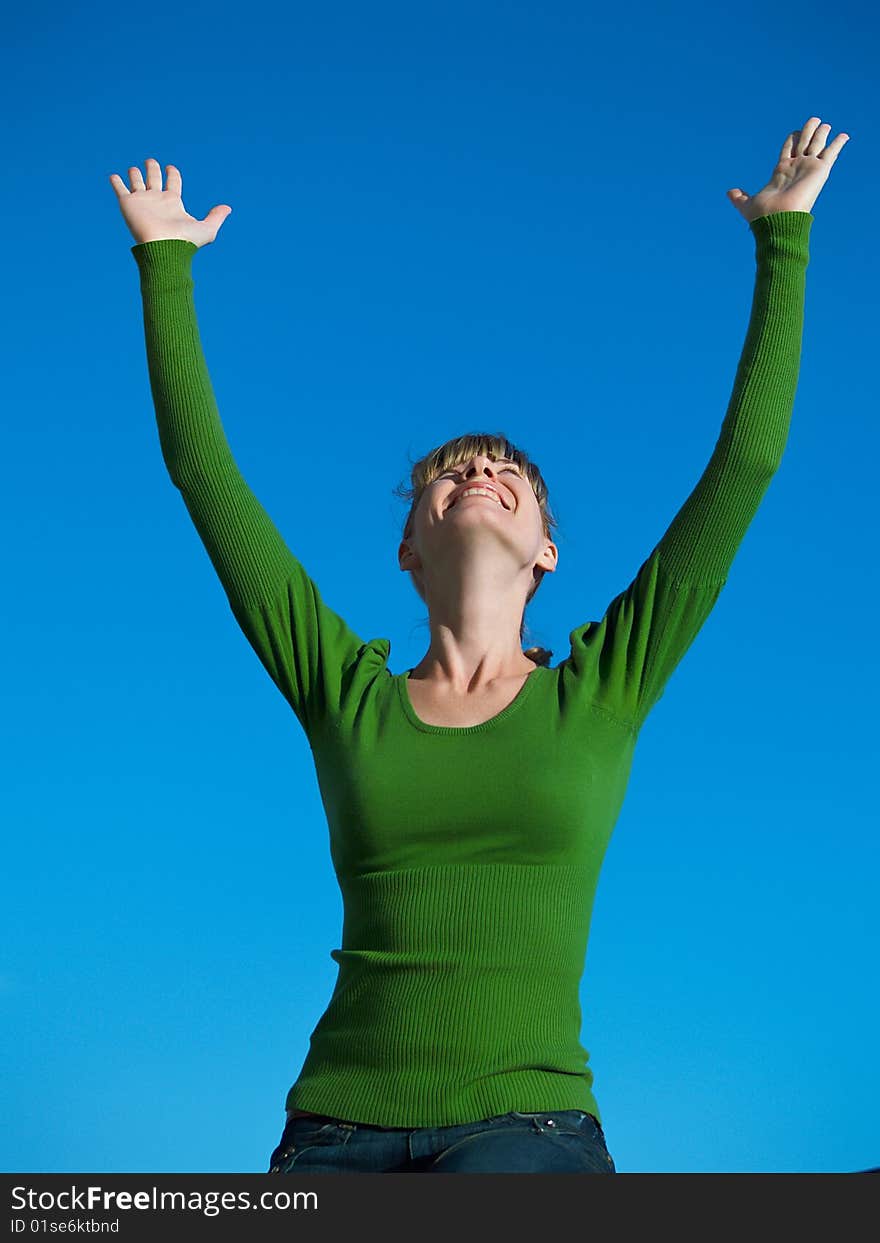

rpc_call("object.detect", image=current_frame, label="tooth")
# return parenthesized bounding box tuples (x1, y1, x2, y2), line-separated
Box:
(456, 488, 499, 504)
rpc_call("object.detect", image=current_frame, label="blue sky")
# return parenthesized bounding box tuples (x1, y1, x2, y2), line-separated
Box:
(2, 0, 876, 1174)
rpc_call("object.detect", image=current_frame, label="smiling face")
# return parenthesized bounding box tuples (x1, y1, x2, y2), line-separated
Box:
(425, 454, 532, 516)
(398, 451, 558, 603)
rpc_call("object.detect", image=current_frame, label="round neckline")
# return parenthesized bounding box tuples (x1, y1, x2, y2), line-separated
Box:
(396, 664, 545, 735)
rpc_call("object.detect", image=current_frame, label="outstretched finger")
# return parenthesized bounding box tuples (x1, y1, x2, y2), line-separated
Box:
(804, 122, 833, 157)
(794, 117, 823, 156)
(108, 172, 130, 198)
(165, 164, 183, 197)
(779, 131, 796, 162)
(819, 131, 851, 163)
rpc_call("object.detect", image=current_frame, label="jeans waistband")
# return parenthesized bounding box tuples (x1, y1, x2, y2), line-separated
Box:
(285, 1107, 601, 1129)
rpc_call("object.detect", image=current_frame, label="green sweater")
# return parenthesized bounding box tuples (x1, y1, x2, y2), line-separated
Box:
(131, 210, 812, 1128)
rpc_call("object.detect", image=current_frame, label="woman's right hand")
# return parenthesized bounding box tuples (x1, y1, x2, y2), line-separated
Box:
(109, 158, 232, 247)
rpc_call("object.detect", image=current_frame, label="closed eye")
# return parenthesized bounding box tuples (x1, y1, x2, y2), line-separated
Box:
(441, 466, 521, 479)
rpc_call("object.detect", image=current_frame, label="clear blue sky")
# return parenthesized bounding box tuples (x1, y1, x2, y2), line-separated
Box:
(2, 0, 876, 1175)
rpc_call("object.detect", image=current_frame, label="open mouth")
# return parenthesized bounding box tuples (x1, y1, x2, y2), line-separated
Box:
(449, 490, 506, 510)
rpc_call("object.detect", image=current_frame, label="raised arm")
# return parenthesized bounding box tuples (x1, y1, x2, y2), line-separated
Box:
(564, 118, 850, 731)
(110, 159, 367, 739)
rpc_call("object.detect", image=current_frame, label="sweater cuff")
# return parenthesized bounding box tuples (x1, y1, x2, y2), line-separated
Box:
(749, 210, 813, 264)
(131, 238, 199, 280)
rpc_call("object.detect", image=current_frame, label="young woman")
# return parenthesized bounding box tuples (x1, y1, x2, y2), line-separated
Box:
(110, 117, 849, 1174)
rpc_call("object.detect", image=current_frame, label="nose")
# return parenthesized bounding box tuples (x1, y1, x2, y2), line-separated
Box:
(461, 455, 500, 479)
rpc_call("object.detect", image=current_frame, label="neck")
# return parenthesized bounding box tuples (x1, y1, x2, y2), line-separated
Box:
(410, 547, 537, 689)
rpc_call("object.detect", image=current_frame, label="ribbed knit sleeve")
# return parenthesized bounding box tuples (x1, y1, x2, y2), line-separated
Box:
(564, 210, 812, 730)
(130, 239, 367, 740)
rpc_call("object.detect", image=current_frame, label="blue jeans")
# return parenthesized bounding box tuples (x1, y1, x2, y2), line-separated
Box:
(267, 1108, 616, 1173)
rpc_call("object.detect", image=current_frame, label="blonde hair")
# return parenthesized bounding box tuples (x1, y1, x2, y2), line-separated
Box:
(393, 431, 559, 666)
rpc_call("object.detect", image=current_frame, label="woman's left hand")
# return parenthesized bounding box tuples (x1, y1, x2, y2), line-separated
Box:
(727, 116, 850, 222)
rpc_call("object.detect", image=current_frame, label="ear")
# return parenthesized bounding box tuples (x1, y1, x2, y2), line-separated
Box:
(399, 542, 426, 602)
(398, 538, 419, 572)
(536, 539, 559, 575)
